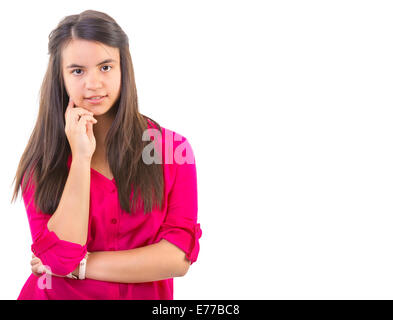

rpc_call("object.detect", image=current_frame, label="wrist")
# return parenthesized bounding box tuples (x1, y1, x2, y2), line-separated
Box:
(72, 265, 80, 277)
(78, 252, 89, 280)
(67, 252, 89, 280)
(71, 155, 92, 166)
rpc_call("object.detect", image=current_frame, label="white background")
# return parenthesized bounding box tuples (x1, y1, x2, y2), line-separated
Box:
(1, 0, 392, 299)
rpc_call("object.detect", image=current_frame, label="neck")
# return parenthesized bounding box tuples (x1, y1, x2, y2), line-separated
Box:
(92, 112, 115, 159)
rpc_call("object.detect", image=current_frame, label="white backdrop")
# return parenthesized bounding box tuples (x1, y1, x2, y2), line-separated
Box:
(1, 0, 393, 300)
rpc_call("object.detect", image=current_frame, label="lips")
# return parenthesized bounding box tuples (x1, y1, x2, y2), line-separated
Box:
(85, 95, 108, 104)
(85, 95, 107, 99)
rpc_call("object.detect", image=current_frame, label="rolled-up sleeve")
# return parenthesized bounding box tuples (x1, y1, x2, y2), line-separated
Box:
(156, 137, 202, 265)
(22, 173, 87, 276)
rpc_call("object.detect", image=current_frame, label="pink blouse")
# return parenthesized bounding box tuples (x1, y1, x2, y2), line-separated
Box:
(17, 124, 202, 300)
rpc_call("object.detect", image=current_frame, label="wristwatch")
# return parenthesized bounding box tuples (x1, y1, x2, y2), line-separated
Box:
(78, 253, 88, 280)
(66, 252, 89, 280)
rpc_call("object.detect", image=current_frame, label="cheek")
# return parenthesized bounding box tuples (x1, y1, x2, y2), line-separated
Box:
(69, 95, 84, 108)
(110, 72, 121, 93)
(63, 79, 80, 98)
(79, 97, 86, 106)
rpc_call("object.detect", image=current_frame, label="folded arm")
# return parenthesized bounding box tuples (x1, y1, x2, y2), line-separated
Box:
(71, 239, 190, 283)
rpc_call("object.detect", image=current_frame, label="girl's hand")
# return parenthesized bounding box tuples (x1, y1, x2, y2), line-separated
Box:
(30, 253, 88, 278)
(64, 98, 97, 160)
(31, 253, 45, 277)
(30, 254, 71, 278)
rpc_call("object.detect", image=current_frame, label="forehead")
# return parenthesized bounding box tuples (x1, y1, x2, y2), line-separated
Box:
(62, 39, 119, 66)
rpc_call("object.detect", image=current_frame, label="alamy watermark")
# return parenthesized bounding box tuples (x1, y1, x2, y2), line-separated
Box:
(141, 129, 195, 165)
(37, 265, 53, 290)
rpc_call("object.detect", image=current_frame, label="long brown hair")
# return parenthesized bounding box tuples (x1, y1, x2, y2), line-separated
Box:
(10, 10, 164, 215)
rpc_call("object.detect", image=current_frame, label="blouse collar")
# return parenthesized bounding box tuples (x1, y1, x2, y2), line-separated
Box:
(66, 154, 117, 193)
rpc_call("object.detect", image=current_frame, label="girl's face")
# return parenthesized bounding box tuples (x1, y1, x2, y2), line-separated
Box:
(62, 39, 121, 116)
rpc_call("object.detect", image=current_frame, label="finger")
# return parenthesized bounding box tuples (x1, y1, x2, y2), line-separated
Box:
(76, 115, 89, 133)
(38, 265, 46, 274)
(64, 98, 76, 120)
(32, 264, 44, 274)
(32, 269, 41, 277)
(77, 115, 97, 132)
(65, 99, 94, 124)
(77, 114, 97, 123)
(86, 121, 94, 140)
(73, 108, 94, 118)
(68, 111, 94, 127)
(30, 257, 41, 264)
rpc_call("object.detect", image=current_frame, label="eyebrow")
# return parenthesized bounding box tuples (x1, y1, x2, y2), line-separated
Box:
(66, 58, 117, 69)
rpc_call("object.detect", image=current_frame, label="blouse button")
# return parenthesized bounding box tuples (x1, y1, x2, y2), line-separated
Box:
(111, 218, 117, 224)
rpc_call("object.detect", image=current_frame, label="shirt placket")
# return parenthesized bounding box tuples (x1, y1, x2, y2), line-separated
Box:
(96, 176, 120, 299)
(108, 184, 120, 299)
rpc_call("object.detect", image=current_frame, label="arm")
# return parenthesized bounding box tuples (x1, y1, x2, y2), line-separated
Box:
(47, 156, 91, 245)
(33, 135, 202, 280)
(23, 156, 90, 276)
(70, 240, 190, 283)
(80, 135, 200, 284)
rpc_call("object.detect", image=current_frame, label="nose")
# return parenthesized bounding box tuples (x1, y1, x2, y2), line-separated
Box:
(85, 70, 103, 90)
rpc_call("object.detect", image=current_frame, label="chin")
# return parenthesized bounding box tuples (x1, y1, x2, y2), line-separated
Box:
(94, 108, 113, 117)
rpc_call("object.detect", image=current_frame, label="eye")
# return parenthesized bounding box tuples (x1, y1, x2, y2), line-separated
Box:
(101, 65, 112, 72)
(71, 69, 83, 75)
(71, 65, 112, 76)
